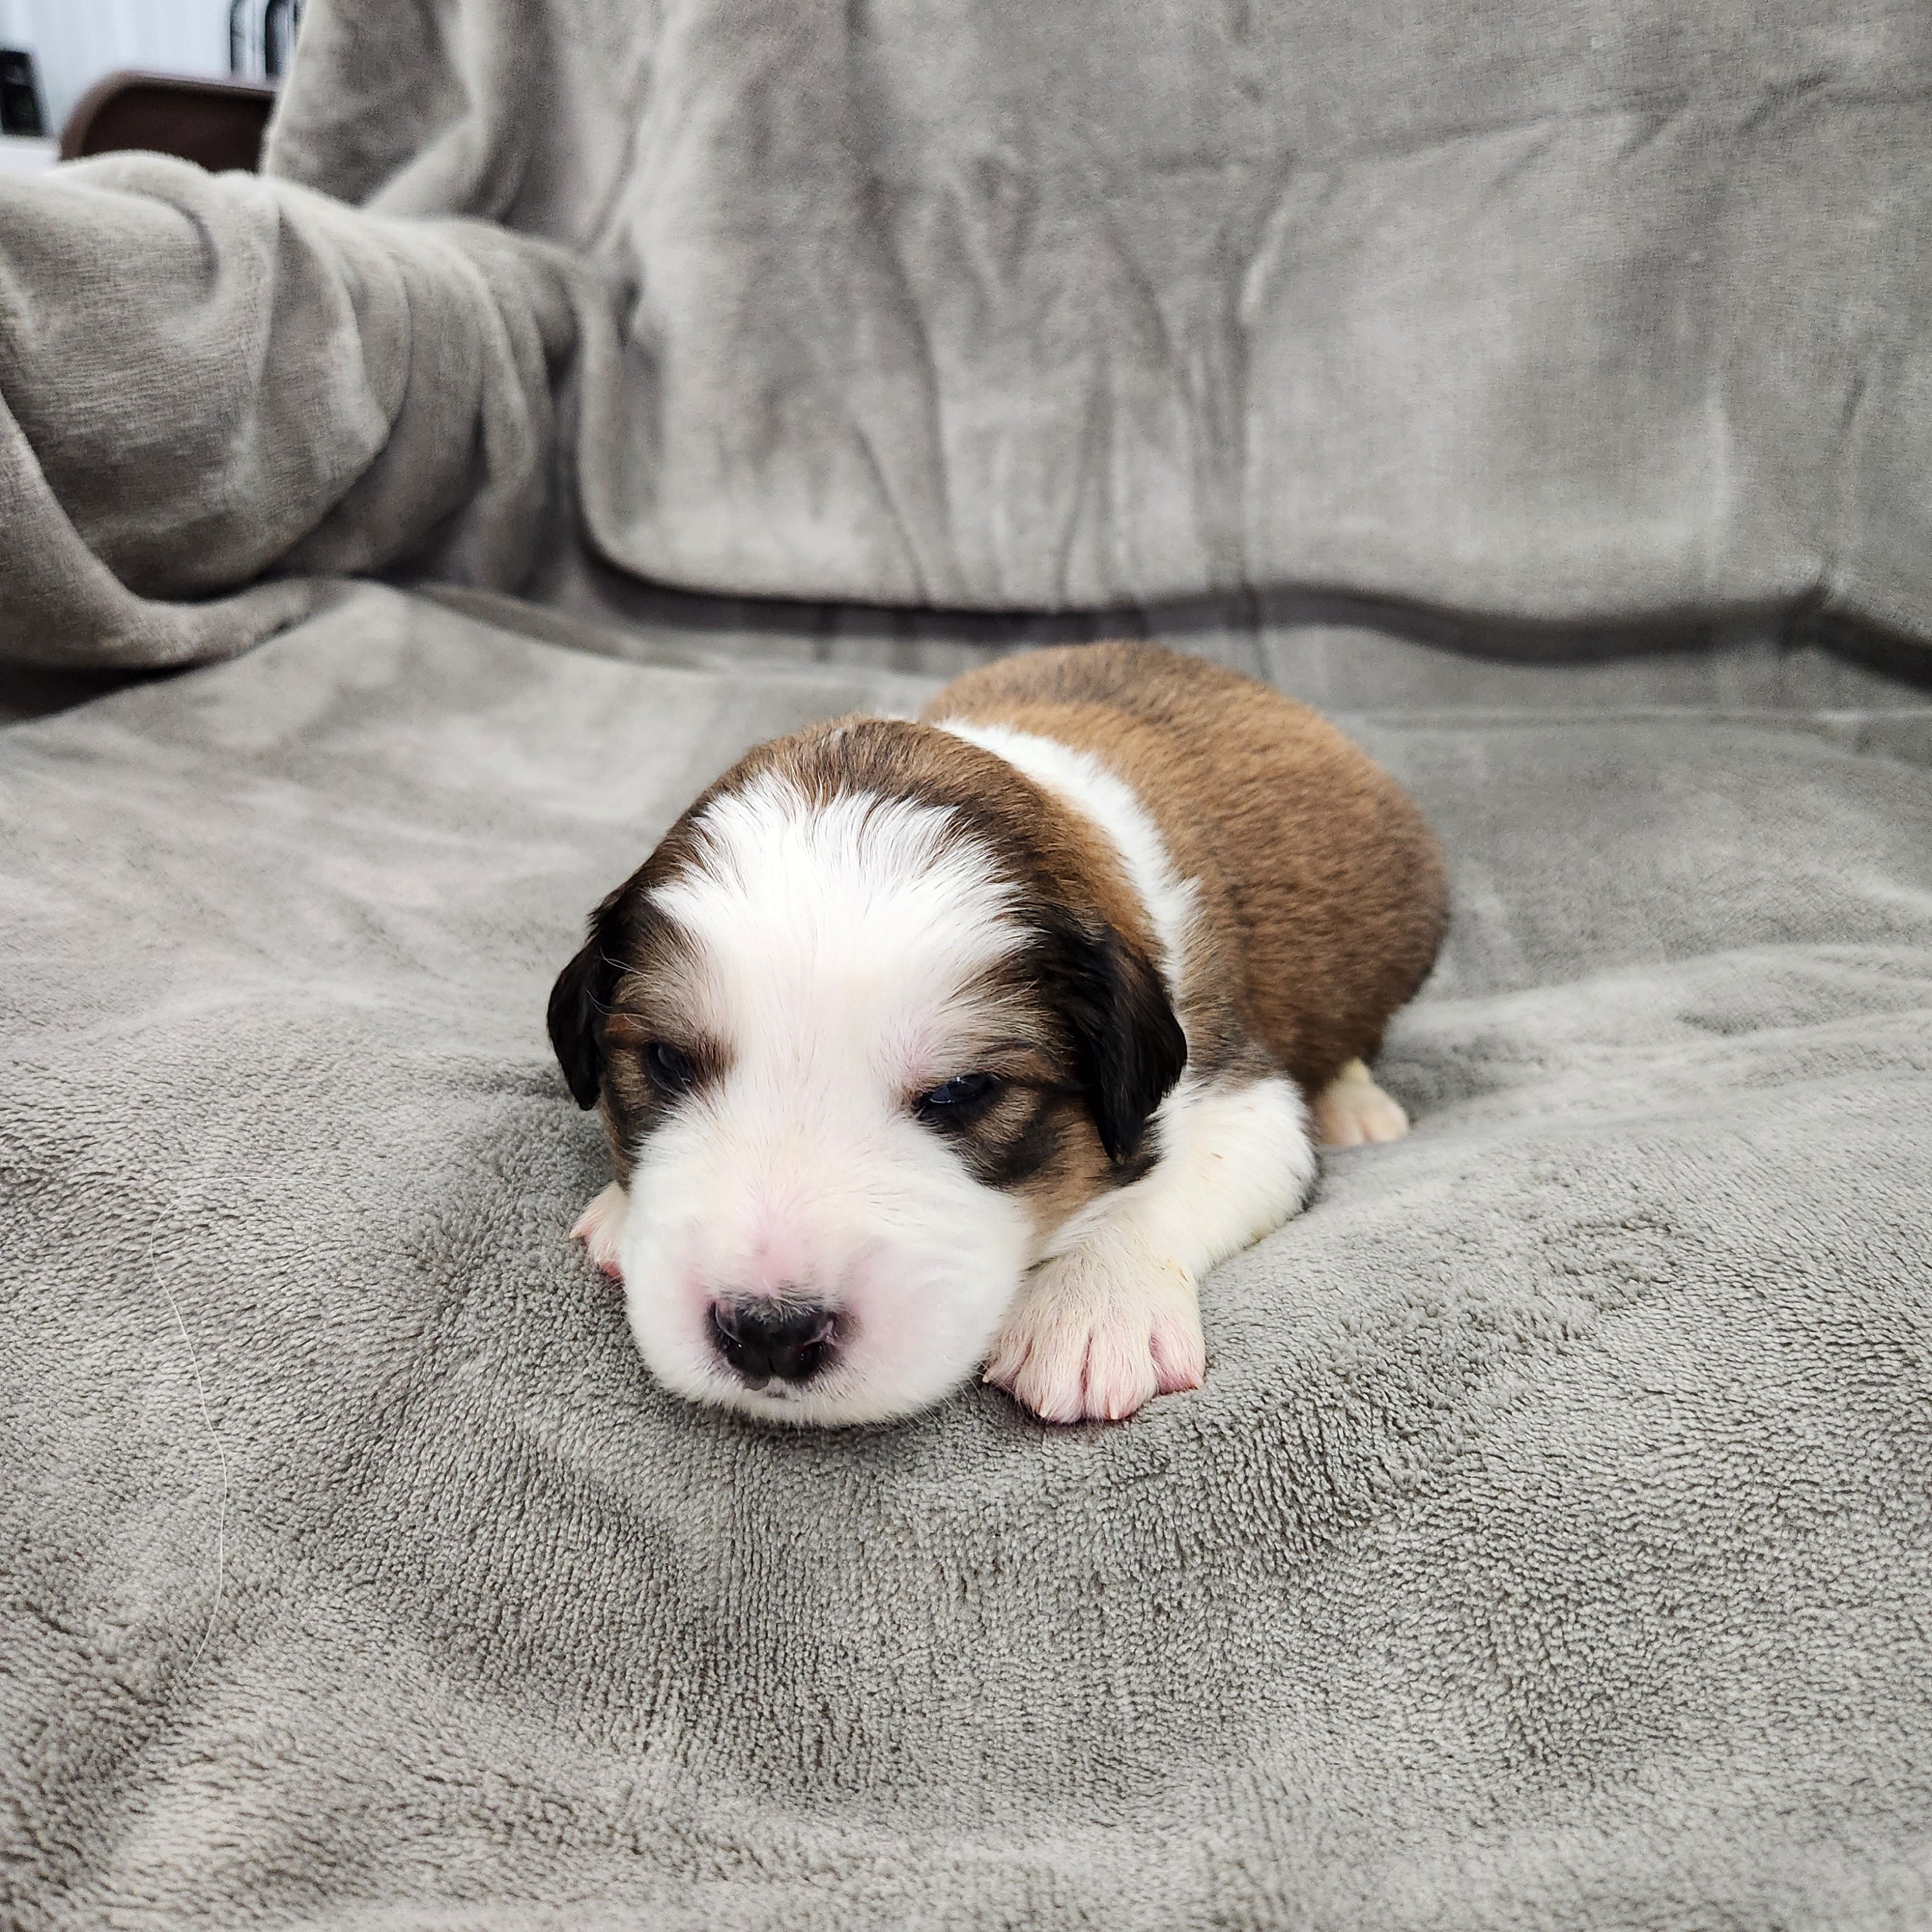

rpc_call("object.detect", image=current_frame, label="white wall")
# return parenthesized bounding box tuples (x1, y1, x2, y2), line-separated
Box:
(0, 0, 234, 138)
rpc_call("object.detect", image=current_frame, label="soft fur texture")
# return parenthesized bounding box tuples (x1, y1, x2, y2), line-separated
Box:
(7, 584, 1932, 1928)
(929, 644, 1450, 1098)
(6, 0, 1932, 1915)
(559, 755, 1043, 1425)
(550, 644, 1441, 1426)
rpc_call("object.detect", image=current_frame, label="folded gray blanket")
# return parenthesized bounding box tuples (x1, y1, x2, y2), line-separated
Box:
(6, 585, 1930, 1927)
(8, 0, 1932, 668)
(0, 155, 611, 670)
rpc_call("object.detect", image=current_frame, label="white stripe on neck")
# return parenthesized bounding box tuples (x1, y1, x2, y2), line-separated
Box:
(939, 721, 1197, 988)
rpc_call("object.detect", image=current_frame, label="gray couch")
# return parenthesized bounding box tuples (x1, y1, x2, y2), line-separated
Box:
(5, 3, 1931, 1926)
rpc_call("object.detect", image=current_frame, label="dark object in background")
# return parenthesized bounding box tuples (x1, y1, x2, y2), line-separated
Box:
(232, 0, 306, 81)
(264, 0, 303, 80)
(61, 72, 276, 172)
(60, 0, 299, 169)
(0, 47, 45, 136)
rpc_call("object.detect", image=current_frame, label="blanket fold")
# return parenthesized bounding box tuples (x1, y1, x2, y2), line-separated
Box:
(8, 3, 1932, 669)
(0, 155, 615, 670)
(267, 0, 1932, 636)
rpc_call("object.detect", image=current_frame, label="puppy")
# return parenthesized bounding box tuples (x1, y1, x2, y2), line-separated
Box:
(548, 642, 1446, 1426)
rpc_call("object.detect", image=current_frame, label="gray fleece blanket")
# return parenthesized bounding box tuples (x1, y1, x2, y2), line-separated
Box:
(6, 582, 1932, 1928)
(6, 0, 1932, 1920)
(273, 0, 1932, 628)
(8, 0, 1932, 670)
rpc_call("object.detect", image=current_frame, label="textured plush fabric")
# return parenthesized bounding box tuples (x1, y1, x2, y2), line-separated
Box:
(0, 155, 613, 670)
(6, 1, 1932, 671)
(6, 584, 1931, 1928)
(266, 0, 1932, 630)
(6, 0, 1932, 1918)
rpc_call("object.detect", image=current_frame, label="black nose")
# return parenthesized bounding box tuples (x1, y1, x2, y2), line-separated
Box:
(709, 1299, 835, 1386)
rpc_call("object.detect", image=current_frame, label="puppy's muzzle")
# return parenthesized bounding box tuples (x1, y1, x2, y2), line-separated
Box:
(708, 1299, 838, 1389)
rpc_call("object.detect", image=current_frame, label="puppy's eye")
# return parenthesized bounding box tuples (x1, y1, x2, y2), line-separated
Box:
(644, 1041, 697, 1094)
(913, 1071, 998, 1128)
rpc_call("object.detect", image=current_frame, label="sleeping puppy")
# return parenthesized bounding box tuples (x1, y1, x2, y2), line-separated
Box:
(548, 642, 1446, 1426)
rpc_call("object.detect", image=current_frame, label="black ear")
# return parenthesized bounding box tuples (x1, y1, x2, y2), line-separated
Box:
(1040, 911, 1188, 1165)
(546, 889, 626, 1110)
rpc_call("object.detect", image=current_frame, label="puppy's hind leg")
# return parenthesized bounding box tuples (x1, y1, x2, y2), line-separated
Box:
(1311, 1059, 1410, 1149)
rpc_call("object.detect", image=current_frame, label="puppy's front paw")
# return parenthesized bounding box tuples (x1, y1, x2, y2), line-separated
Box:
(570, 1181, 628, 1282)
(984, 1237, 1204, 1424)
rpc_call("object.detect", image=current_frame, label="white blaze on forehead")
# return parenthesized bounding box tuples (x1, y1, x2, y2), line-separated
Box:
(650, 772, 1025, 1056)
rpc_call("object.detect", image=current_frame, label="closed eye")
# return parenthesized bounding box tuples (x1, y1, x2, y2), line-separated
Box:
(643, 1040, 698, 1095)
(912, 1071, 1000, 1130)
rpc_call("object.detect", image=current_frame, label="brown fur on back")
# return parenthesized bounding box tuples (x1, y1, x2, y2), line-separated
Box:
(924, 642, 1448, 1097)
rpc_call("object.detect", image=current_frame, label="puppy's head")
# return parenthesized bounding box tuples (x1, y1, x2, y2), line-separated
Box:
(548, 719, 1186, 1424)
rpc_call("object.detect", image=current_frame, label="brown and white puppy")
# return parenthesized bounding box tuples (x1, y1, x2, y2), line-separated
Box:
(548, 643, 1446, 1426)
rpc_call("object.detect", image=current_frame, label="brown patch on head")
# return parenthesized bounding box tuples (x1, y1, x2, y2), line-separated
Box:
(546, 873, 726, 1180)
(778, 721, 1189, 1230)
(546, 712, 1188, 1218)
(901, 1036, 1101, 1223)
(970, 1091, 1123, 1245)
(889, 989, 1158, 1246)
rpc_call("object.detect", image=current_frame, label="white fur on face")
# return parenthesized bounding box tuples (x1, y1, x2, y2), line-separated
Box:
(612, 774, 1038, 1424)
